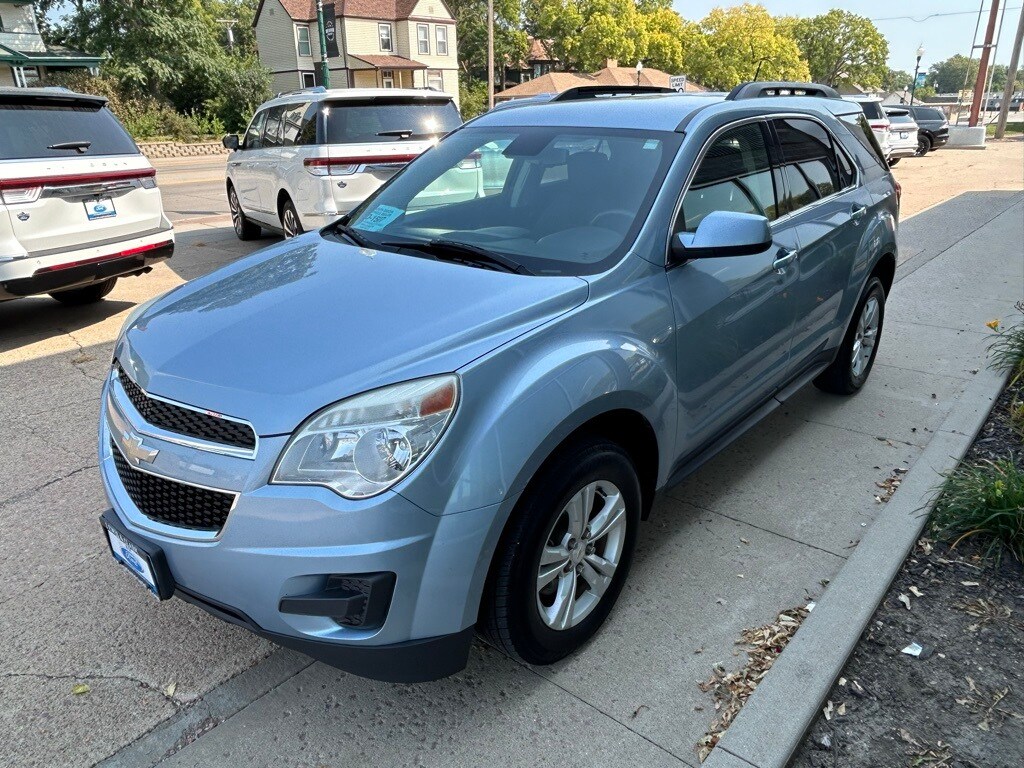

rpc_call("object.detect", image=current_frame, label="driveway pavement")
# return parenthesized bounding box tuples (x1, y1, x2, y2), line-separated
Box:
(0, 161, 1021, 766)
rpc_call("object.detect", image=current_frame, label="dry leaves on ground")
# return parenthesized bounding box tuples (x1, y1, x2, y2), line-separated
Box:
(695, 604, 810, 762)
(874, 466, 909, 503)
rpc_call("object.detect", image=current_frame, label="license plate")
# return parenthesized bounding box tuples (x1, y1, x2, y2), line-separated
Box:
(900, 132, 909, 139)
(105, 524, 159, 596)
(85, 197, 117, 220)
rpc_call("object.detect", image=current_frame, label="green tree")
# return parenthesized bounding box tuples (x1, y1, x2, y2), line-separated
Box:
(928, 54, 977, 94)
(683, 4, 809, 90)
(882, 68, 914, 92)
(449, 0, 529, 86)
(791, 9, 888, 88)
(525, 0, 695, 74)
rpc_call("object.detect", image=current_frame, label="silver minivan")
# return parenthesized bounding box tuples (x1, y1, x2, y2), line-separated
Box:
(223, 87, 479, 239)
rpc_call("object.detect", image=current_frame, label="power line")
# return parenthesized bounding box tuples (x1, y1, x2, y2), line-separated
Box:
(871, 7, 1021, 23)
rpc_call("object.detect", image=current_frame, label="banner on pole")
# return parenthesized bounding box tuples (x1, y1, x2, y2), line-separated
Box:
(324, 3, 340, 58)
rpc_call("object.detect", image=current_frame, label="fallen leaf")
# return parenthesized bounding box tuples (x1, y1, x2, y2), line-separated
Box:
(909, 586, 925, 598)
(164, 682, 177, 697)
(961, 581, 980, 587)
(823, 700, 834, 721)
(898, 593, 912, 610)
(978, 720, 990, 732)
(740, 537, 750, 545)
(839, 677, 847, 686)
(837, 702, 846, 716)
(71, 683, 90, 695)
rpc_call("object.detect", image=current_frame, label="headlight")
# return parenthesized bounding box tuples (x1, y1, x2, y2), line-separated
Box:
(271, 375, 459, 499)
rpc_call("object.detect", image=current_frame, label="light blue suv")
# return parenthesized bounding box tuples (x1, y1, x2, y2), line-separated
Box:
(100, 82, 898, 682)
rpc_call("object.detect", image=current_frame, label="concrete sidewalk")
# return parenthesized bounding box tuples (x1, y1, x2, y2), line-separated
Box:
(1, 191, 1021, 768)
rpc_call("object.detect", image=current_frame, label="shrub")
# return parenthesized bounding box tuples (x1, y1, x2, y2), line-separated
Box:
(205, 60, 272, 133)
(459, 80, 489, 119)
(988, 300, 1024, 385)
(932, 459, 1024, 562)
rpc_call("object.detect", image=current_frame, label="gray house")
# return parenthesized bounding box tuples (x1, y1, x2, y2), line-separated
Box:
(254, 0, 459, 103)
(0, 1, 102, 87)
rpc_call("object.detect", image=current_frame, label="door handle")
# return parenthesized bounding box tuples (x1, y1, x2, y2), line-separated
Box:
(772, 248, 798, 271)
(851, 204, 867, 221)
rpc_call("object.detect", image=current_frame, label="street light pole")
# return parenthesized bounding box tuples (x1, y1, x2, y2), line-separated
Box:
(486, 0, 494, 110)
(909, 44, 925, 105)
(316, 0, 331, 88)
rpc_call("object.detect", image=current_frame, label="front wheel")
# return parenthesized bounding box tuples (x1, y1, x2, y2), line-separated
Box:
(479, 437, 641, 665)
(228, 185, 261, 241)
(814, 276, 886, 395)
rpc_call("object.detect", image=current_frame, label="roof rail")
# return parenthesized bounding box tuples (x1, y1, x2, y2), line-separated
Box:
(725, 82, 841, 101)
(273, 85, 328, 98)
(552, 85, 677, 102)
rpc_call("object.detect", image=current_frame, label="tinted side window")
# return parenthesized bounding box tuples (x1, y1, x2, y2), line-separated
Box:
(774, 118, 846, 213)
(262, 105, 288, 148)
(279, 102, 313, 146)
(298, 102, 319, 145)
(678, 122, 778, 232)
(243, 110, 266, 150)
(840, 114, 887, 168)
(857, 101, 883, 120)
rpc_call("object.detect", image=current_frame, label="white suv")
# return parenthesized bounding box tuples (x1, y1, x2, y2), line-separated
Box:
(223, 88, 476, 239)
(840, 96, 891, 160)
(0, 87, 174, 304)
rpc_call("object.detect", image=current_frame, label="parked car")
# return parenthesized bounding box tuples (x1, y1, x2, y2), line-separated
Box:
(901, 105, 949, 155)
(0, 87, 173, 304)
(882, 108, 919, 166)
(100, 82, 898, 682)
(841, 96, 891, 160)
(222, 87, 471, 240)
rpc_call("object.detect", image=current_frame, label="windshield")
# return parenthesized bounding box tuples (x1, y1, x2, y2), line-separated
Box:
(344, 125, 682, 276)
(0, 98, 138, 160)
(324, 98, 461, 143)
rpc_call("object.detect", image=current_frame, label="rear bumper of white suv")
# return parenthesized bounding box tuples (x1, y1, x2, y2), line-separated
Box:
(0, 225, 174, 301)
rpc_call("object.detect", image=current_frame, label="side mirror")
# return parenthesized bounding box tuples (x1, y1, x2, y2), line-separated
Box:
(672, 211, 772, 260)
(222, 134, 240, 151)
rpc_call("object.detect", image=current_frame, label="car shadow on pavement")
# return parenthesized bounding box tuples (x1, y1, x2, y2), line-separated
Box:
(163, 225, 277, 284)
(0, 298, 134, 350)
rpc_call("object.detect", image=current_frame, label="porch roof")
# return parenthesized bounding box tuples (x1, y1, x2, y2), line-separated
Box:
(0, 42, 103, 67)
(349, 54, 427, 70)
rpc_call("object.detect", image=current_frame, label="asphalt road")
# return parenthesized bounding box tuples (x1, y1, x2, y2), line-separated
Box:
(153, 155, 232, 225)
(0, 149, 1022, 768)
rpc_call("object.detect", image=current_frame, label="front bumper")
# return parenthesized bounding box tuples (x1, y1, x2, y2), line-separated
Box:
(99, 372, 502, 682)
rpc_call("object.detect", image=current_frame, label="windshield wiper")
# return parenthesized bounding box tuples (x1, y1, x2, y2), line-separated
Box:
(379, 237, 533, 275)
(376, 129, 414, 139)
(47, 140, 91, 153)
(323, 221, 375, 248)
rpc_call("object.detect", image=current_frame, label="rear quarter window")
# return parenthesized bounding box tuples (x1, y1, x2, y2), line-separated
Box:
(857, 101, 884, 120)
(839, 113, 887, 169)
(0, 99, 138, 160)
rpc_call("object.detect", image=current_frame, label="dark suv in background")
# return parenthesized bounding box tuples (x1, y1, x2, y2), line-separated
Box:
(903, 105, 949, 156)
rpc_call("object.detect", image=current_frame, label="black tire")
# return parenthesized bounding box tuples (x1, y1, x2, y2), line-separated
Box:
(49, 277, 117, 305)
(916, 134, 932, 157)
(479, 436, 641, 665)
(888, 157, 901, 167)
(814, 276, 886, 396)
(228, 184, 260, 241)
(280, 197, 303, 239)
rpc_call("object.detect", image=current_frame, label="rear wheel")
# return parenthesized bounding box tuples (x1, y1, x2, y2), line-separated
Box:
(888, 157, 901, 167)
(814, 276, 886, 395)
(49, 277, 117, 305)
(479, 436, 641, 665)
(228, 185, 261, 240)
(280, 197, 303, 239)
(915, 135, 932, 157)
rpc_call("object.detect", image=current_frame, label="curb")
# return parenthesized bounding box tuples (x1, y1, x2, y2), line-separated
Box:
(702, 363, 1009, 768)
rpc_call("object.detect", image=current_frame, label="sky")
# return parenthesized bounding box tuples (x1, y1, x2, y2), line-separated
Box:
(673, 1, 1024, 74)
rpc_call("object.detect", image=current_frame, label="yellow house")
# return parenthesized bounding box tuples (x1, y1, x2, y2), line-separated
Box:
(254, 0, 459, 104)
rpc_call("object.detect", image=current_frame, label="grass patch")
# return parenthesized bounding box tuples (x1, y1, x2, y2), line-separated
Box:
(932, 459, 1024, 562)
(986, 121, 1024, 136)
(988, 301, 1024, 385)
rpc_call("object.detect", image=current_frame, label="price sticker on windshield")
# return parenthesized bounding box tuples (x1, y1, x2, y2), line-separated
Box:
(358, 204, 403, 232)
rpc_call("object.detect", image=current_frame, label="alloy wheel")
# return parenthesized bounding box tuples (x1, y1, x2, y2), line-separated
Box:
(229, 189, 243, 236)
(283, 206, 299, 238)
(536, 480, 628, 631)
(851, 296, 880, 378)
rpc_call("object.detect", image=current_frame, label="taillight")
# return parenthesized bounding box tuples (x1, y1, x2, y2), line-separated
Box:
(304, 157, 358, 176)
(0, 187, 41, 205)
(457, 151, 482, 170)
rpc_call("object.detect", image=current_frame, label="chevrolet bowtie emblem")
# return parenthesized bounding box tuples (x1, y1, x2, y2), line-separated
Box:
(123, 432, 159, 464)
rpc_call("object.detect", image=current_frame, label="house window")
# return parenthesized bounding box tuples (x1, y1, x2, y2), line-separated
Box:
(427, 69, 443, 91)
(296, 25, 312, 57)
(417, 24, 430, 55)
(378, 23, 393, 52)
(381, 69, 394, 88)
(435, 25, 448, 56)
(300, 71, 316, 88)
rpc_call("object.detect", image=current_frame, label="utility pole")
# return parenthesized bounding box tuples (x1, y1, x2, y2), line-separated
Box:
(487, 0, 494, 110)
(969, 0, 1001, 126)
(316, 0, 331, 88)
(995, 4, 1024, 138)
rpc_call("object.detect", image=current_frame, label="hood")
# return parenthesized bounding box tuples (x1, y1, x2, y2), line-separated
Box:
(118, 234, 587, 435)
